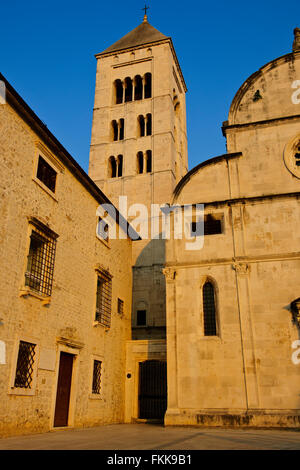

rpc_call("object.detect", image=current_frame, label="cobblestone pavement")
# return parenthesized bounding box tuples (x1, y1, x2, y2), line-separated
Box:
(0, 424, 300, 450)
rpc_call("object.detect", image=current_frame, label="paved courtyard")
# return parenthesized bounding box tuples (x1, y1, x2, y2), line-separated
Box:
(0, 424, 300, 450)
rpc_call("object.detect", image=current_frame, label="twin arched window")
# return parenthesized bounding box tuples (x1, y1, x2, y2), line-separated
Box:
(137, 150, 152, 174)
(138, 114, 152, 137)
(108, 155, 123, 178)
(202, 281, 217, 336)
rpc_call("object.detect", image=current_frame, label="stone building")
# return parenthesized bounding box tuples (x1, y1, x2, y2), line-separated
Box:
(1, 14, 300, 437)
(0, 74, 134, 437)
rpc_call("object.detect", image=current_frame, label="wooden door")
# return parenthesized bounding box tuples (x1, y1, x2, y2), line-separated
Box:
(54, 352, 74, 427)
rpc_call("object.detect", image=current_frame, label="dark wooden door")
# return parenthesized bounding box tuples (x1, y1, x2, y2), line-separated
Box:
(54, 352, 73, 427)
(138, 360, 167, 420)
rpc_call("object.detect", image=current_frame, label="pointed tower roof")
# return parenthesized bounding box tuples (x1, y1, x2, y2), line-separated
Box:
(100, 17, 169, 55)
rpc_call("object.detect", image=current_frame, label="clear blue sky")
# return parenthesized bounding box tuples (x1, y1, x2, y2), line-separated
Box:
(1, 0, 300, 172)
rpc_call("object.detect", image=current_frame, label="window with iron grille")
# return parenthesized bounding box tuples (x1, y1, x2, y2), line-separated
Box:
(14, 341, 36, 389)
(118, 298, 124, 315)
(25, 225, 57, 297)
(95, 271, 112, 328)
(295, 145, 300, 167)
(203, 281, 217, 336)
(36, 155, 57, 193)
(92, 360, 102, 395)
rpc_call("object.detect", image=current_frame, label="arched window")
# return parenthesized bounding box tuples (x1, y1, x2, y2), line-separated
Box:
(117, 155, 123, 177)
(124, 77, 133, 102)
(144, 73, 152, 99)
(108, 156, 117, 178)
(146, 113, 152, 136)
(146, 150, 152, 173)
(134, 75, 143, 101)
(115, 79, 123, 104)
(119, 119, 124, 140)
(112, 120, 118, 141)
(138, 115, 145, 137)
(203, 281, 217, 336)
(137, 152, 144, 174)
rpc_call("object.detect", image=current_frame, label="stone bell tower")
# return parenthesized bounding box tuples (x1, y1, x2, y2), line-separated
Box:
(89, 13, 188, 340)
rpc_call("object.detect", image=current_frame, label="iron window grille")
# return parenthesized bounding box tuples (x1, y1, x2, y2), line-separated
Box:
(95, 271, 112, 328)
(92, 360, 102, 394)
(117, 298, 124, 315)
(14, 341, 36, 389)
(36, 155, 57, 193)
(203, 281, 217, 336)
(25, 223, 57, 297)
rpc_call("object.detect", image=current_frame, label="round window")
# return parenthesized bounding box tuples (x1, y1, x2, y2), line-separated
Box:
(284, 135, 300, 179)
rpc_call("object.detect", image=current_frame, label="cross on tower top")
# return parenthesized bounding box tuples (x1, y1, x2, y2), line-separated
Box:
(142, 4, 150, 22)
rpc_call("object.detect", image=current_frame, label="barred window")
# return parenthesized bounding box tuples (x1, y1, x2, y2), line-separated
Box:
(25, 224, 57, 297)
(295, 145, 300, 167)
(95, 271, 112, 328)
(92, 360, 102, 395)
(14, 341, 36, 389)
(203, 281, 217, 336)
(36, 155, 57, 193)
(117, 298, 124, 315)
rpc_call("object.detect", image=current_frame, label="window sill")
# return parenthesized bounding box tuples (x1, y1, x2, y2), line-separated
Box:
(88, 393, 103, 401)
(19, 287, 51, 305)
(32, 177, 58, 202)
(8, 386, 36, 396)
(200, 335, 222, 342)
(93, 321, 110, 330)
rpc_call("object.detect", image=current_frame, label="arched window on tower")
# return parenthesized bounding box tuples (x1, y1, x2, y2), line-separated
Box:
(138, 115, 145, 137)
(117, 155, 123, 177)
(119, 119, 124, 140)
(114, 79, 123, 104)
(202, 281, 217, 336)
(137, 152, 144, 174)
(146, 114, 152, 136)
(134, 75, 143, 101)
(144, 73, 152, 99)
(124, 77, 133, 102)
(108, 156, 117, 178)
(112, 120, 118, 141)
(146, 150, 152, 173)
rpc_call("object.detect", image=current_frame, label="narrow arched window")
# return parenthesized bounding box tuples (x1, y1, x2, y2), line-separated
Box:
(124, 77, 133, 102)
(134, 75, 143, 101)
(112, 120, 118, 141)
(115, 80, 123, 104)
(144, 73, 152, 99)
(108, 156, 117, 178)
(119, 119, 124, 140)
(137, 152, 144, 174)
(146, 150, 152, 173)
(138, 115, 145, 137)
(117, 155, 123, 177)
(203, 281, 217, 336)
(146, 113, 152, 136)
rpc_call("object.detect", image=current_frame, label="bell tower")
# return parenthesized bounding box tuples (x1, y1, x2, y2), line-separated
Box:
(89, 14, 188, 340)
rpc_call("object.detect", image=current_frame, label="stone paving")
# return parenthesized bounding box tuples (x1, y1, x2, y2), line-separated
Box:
(0, 424, 300, 450)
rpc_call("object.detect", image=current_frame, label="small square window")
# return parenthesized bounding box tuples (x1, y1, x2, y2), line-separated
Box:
(92, 360, 102, 395)
(14, 341, 36, 389)
(191, 214, 223, 237)
(137, 310, 146, 326)
(36, 155, 57, 193)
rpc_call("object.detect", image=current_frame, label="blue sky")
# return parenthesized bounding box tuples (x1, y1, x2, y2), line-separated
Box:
(1, 0, 300, 172)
